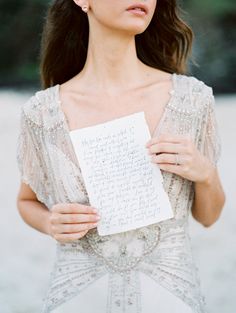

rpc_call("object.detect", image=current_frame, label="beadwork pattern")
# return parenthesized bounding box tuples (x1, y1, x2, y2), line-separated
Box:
(16, 73, 221, 313)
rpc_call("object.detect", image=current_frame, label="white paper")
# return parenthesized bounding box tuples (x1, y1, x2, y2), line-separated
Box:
(70, 111, 173, 236)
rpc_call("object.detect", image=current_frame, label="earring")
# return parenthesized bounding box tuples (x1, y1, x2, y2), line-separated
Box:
(82, 5, 88, 13)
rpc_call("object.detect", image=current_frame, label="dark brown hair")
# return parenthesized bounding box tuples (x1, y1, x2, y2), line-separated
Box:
(40, 0, 194, 89)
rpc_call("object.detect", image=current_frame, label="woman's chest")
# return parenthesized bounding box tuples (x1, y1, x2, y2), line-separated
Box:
(59, 84, 173, 138)
(42, 99, 199, 221)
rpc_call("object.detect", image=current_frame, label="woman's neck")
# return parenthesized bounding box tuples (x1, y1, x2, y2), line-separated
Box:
(76, 27, 151, 95)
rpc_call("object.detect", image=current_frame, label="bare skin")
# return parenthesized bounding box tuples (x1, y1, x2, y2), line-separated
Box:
(17, 183, 100, 242)
(17, 0, 225, 243)
(146, 134, 225, 227)
(17, 69, 174, 243)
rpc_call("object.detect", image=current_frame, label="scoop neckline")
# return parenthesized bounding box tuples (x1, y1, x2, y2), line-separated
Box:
(55, 72, 177, 139)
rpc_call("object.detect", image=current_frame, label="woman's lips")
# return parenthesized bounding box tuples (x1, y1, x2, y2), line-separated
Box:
(126, 3, 148, 16)
(126, 8, 147, 16)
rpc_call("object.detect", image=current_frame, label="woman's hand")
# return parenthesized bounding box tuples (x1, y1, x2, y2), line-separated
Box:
(48, 203, 100, 243)
(146, 133, 215, 183)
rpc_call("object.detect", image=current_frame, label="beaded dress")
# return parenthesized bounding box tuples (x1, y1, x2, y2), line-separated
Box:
(16, 73, 221, 313)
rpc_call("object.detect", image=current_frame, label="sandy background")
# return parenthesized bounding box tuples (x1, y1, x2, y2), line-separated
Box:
(0, 90, 235, 313)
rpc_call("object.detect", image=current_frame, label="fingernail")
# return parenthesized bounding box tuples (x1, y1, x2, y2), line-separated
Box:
(92, 208, 98, 213)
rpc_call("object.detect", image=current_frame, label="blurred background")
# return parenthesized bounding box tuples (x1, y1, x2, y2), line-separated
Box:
(0, 0, 235, 312)
(0, 0, 235, 92)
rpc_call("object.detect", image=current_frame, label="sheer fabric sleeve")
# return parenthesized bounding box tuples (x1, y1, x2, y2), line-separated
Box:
(198, 86, 222, 167)
(16, 99, 49, 205)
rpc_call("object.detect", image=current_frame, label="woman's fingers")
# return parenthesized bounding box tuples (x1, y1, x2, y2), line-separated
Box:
(146, 133, 191, 147)
(151, 153, 185, 165)
(146, 134, 193, 155)
(148, 142, 186, 155)
(48, 203, 101, 243)
(51, 203, 97, 214)
(58, 213, 100, 224)
(53, 222, 98, 234)
(54, 230, 89, 243)
(146, 133, 210, 183)
(157, 163, 182, 176)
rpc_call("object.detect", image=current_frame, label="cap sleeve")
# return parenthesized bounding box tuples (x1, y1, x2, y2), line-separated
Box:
(16, 97, 49, 205)
(198, 86, 221, 167)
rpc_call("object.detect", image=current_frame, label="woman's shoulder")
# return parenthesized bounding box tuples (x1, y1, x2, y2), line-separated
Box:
(175, 73, 213, 95)
(21, 84, 59, 127)
(174, 73, 214, 112)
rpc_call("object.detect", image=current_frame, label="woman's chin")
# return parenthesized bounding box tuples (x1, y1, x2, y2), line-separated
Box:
(126, 28, 147, 36)
(99, 17, 148, 36)
(119, 23, 147, 36)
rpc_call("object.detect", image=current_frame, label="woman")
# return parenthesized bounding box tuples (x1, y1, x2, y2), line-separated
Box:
(16, 0, 225, 312)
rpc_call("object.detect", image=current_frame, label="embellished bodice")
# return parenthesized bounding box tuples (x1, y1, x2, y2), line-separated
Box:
(16, 73, 221, 313)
